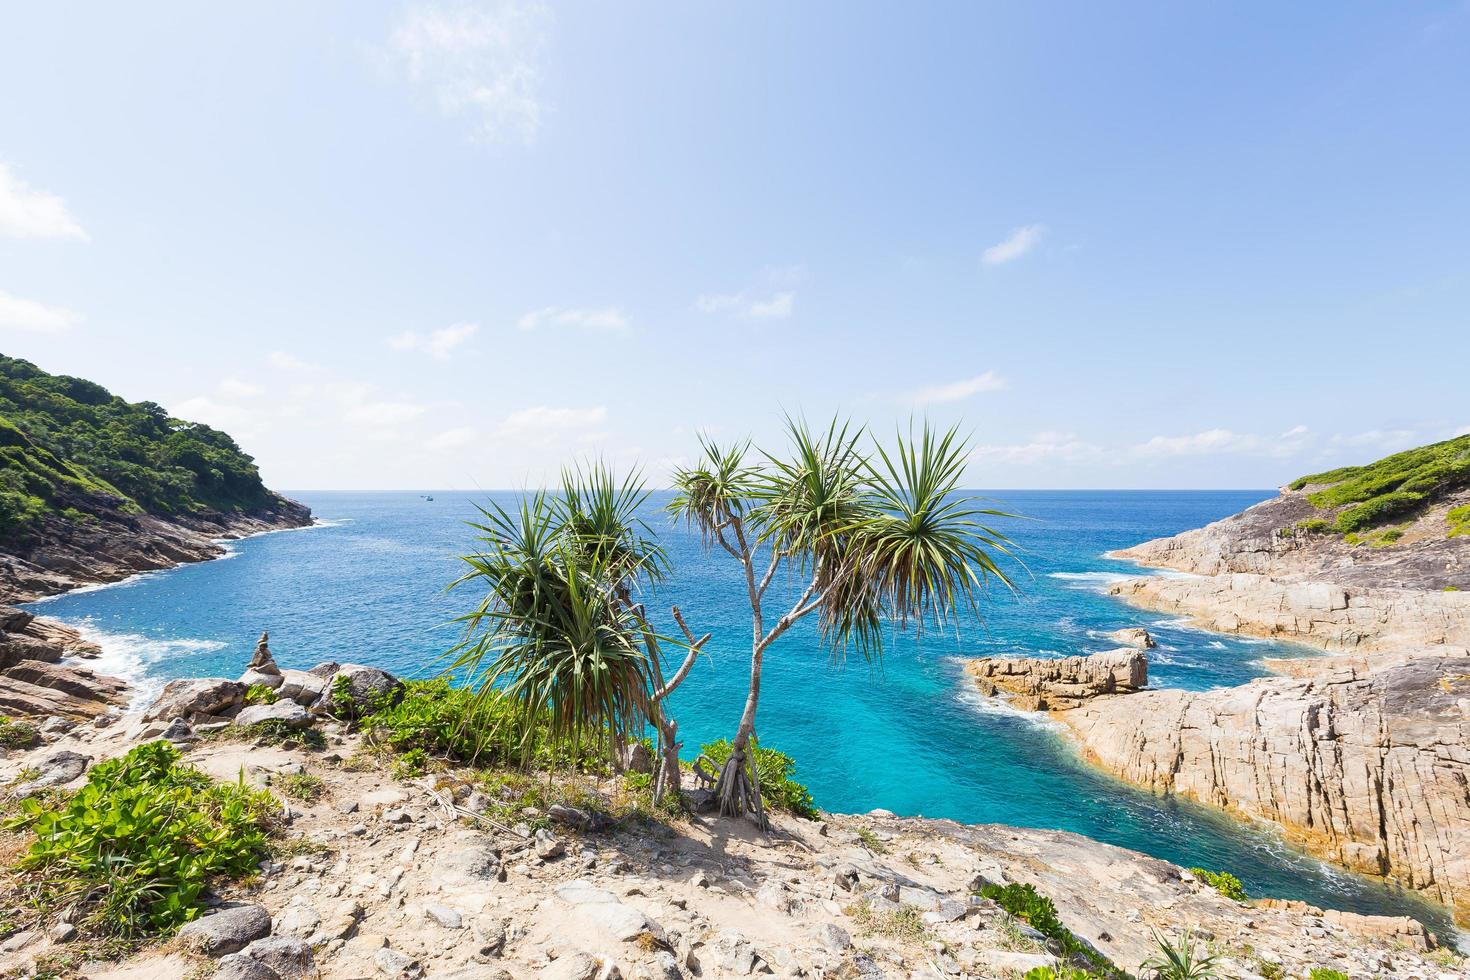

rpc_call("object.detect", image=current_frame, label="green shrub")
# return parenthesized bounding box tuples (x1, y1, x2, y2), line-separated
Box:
(1449, 504, 1470, 539)
(4, 741, 276, 938)
(218, 719, 325, 749)
(978, 882, 1120, 976)
(698, 739, 818, 819)
(276, 771, 324, 801)
(1308, 970, 1349, 980)
(1189, 866, 1248, 902)
(1293, 518, 1331, 534)
(244, 683, 279, 706)
(1288, 434, 1470, 534)
(0, 715, 39, 749)
(1142, 929, 1220, 978)
(391, 747, 429, 779)
(1024, 969, 1105, 980)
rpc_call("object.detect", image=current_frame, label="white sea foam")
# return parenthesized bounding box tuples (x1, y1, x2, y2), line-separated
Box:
(1207, 640, 1227, 650)
(66, 621, 227, 711)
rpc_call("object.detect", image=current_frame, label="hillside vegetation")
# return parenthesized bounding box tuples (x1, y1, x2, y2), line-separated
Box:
(1289, 434, 1470, 535)
(0, 355, 280, 543)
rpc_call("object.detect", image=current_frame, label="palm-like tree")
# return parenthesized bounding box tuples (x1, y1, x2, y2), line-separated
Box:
(671, 418, 1014, 825)
(448, 468, 701, 794)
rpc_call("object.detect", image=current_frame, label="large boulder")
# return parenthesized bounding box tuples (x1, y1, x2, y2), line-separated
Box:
(142, 677, 245, 723)
(276, 669, 326, 706)
(234, 700, 311, 729)
(177, 902, 272, 955)
(316, 663, 402, 717)
(0, 660, 128, 719)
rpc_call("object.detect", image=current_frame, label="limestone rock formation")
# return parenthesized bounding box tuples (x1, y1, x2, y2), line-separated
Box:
(1107, 627, 1155, 649)
(965, 649, 1147, 711)
(0, 610, 125, 719)
(1063, 656, 1470, 924)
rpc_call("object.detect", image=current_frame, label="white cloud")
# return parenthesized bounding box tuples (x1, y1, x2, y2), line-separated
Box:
(268, 351, 311, 371)
(981, 223, 1046, 265)
(385, 0, 551, 143)
(344, 400, 428, 426)
(971, 432, 1104, 466)
(695, 290, 794, 320)
(219, 378, 263, 399)
(495, 405, 607, 442)
(0, 164, 89, 241)
(428, 426, 477, 451)
(1327, 428, 1418, 451)
(387, 321, 480, 358)
(910, 370, 1008, 406)
(516, 307, 628, 333)
(1134, 428, 1259, 457)
(0, 289, 81, 333)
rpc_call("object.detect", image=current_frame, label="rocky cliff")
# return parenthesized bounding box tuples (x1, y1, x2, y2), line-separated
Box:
(1079, 438, 1470, 926)
(1062, 657, 1470, 924)
(965, 648, 1147, 710)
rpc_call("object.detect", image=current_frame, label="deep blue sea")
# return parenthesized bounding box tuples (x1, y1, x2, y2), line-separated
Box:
(24, 490, 1458, 936)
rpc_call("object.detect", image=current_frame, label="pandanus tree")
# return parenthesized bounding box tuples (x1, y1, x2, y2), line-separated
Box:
(449, 419, 1014, 826)
(669, 419, 1014, 825)
(447, 466, 701, 801)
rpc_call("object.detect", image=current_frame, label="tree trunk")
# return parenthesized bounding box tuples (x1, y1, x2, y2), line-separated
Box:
(715, 644, 768, 827)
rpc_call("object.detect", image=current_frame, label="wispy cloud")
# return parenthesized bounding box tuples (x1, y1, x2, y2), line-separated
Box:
(428, 426, 477, 451)
(268, 351, 312, 372)
(981, 223, 1046, 266)
(1134, 425, 1310, 459)
(910, 370, 1007, 406)
(971, 432, 1104, 466)
(695, 290, 795, 320)
(0, 164, 89, 241)
(387, 321, 480, 358)
(495, 405, 607, 442)
(0, 289, 81, 333)
(516, 307, 628, 333)
(384, 0, 551, 143)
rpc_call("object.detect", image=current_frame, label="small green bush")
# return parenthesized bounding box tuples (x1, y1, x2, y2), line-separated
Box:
(225, 719, 326, 749)
(1293, 518, 1331, 534)
(276, 771, 324, 801)
(1449, 504, 1470, 539)
(1023, 968, 1105, 980)
(1189, 866, 1248, 902)
(391, 747, 429, 779)
(698, 739, 818, 819)
(0, 715, 39, 749)
(1308, 970, 1349, 980)
(5, 740, 276, 938)
(244, 683, 278, 706)
(978, 882, 1120, 976)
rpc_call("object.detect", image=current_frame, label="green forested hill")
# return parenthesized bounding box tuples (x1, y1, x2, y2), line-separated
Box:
(0, 355, 281, 542)
(1289, 433, 1470, 535)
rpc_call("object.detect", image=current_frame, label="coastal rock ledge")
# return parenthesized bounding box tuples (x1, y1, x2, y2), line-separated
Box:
(965, 648, 1147, 711)
(1062, 656, 1470, 924)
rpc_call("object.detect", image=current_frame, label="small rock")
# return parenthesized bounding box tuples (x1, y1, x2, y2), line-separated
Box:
(812, 922, 852, 952)
(426, 904, 464, 929)
(540, 952, 601, 980)
(535, 831, 567, 859)
(214, 953, 283, 980)
(242, 936, 316, 979)
(47, 922, 77, 943)
(234, 700, 311, 729)
(374, 946, 422, 977)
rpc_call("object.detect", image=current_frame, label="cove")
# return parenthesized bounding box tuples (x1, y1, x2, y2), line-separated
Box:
(27, 490, 1457, 938)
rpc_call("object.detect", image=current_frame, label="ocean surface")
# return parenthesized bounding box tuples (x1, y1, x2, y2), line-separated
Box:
(25, 490, 1459, 936)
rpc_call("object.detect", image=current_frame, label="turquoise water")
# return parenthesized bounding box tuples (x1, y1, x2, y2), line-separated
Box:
(26, 490, 1458, 935)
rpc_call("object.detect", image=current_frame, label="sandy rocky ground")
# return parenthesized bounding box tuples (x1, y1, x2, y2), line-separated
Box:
(0, 707, 1465, 980)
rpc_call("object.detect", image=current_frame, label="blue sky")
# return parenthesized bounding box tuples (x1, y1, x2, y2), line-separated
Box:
(1, 2, 1466, 490)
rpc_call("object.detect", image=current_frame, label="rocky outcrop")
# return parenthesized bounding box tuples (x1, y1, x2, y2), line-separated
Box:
(1107, 626, 1155, 649)
(1063, 656, 1470, 924)
(1107, 573, 1470, 653)
(0, 496, 313, 605)
(143, 677, 247, 725)
(0, 608, 125, 719)
(965, 649, 1147, 711)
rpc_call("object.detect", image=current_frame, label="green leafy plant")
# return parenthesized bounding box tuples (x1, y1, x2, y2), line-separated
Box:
(1448, 504, 1470, 539)
(1024, 968, 1105, 980)
(390, 747, 428, 779)
(698, 739, 817, 819)
(979, 882, 1120, 976)
(1307, 969, 1348, 980)
(854, 826, 887, 853)
(1189, 867, 1248, 902)
(0, 715, 39, 749)
(1288, 434, 1470, 534)
(1142, 929, 1220, 979)
(275, 771, 324, 801)
(218, 719, 325, 749)
(5, 740, 276, 938)
(244, 683, 279, 706)
(844, 899, 931, 944)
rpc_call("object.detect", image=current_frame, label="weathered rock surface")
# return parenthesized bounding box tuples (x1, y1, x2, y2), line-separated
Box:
(1064, 656, 1470, 924)
(142, 677, 245, 724)
(965, 648, 1147, 710)
(177, 902, 273, 955)
(0, 659, 127, 719)
(234, 700, 312, 729)
(317, 664, 403, 717)
(1108, 626, 1155, 649)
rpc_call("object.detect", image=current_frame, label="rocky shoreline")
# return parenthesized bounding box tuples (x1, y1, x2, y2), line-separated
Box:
(965, 482, 1470, 929)
(1, 644, 1462, 980)
(0, 493, 313, 605)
